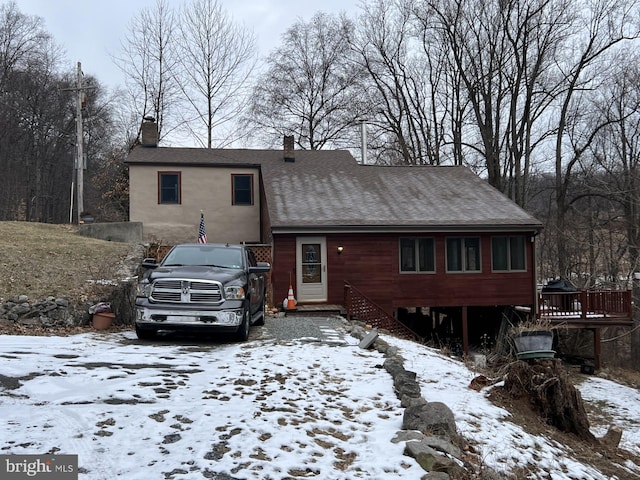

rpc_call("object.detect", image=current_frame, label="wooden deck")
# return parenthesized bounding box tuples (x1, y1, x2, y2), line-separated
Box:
(537, 289, 633, 370)
(537, 290, 633, 328)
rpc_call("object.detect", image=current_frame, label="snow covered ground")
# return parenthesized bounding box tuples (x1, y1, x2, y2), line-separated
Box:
(0, 326, 638, 479)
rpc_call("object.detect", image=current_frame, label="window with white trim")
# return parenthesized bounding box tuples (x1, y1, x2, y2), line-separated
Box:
(400, 238, 435, 273)
(446, 237, 481, 272)
(492, 236, 526, 271)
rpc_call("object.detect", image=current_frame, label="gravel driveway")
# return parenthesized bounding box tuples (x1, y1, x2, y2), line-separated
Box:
(250, 314, 351, 344)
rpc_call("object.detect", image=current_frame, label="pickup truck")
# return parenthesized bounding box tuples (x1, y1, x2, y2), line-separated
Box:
(134, 243, 270, 341)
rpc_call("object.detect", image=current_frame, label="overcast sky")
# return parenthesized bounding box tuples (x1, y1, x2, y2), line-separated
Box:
(13, 0, 361, 91)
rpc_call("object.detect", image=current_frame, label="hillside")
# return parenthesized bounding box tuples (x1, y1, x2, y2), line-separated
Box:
(0, 221, 135, 303)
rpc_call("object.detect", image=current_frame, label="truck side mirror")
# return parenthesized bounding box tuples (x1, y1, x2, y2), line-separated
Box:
(141, 257, 158, 269)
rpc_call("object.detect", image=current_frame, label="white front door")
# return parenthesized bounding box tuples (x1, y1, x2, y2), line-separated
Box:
(296, 237, 327, 302)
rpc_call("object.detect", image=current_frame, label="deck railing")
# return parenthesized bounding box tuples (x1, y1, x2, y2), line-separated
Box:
(538, 289, 632, 325)
(344, 283, 421, 341)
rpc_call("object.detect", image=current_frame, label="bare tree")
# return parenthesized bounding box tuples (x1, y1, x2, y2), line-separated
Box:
(351, 0, 450, 165)
(245, 11, 366, 151)
(583, 61, 640, 279)
(422, 0, 572, 196)
(176, 0, 257, 148)
(0, 2, 74, 223)
(113, 0, 179, 142)
(0, 1, 49, 82)
(552, 0, 640, 277)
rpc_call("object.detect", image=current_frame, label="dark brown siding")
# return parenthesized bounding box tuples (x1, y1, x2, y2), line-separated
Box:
(272, 232, 536, 314)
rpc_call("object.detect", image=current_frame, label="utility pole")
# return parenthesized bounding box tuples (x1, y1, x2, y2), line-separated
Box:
(62, 62, 90, 224)
(75, 62, 84, 223)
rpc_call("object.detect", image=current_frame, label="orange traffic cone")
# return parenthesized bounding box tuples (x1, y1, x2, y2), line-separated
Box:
(286, 284, 297, 311)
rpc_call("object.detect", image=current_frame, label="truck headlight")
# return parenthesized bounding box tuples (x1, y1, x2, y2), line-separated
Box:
(224, 285, 245, 300)
(137, 282, 151, 298)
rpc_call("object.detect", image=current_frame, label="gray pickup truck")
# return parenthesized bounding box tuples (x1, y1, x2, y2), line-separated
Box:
(134, 243, 270, 341)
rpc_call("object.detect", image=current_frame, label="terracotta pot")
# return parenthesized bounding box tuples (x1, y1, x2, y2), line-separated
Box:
(92, 312, 115, 330)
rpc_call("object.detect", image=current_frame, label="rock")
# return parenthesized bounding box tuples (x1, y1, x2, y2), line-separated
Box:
(12, 304, 31, 315)
(351, 325, 366, 339)
(386, 345, 400, 356)
(405, 440, 440, 459)
(394, 369, 417, 385)
(375, 339, 390, 354)
(403, 402, 457, 436)
(601, 425, 623, 449)
(359, 330, 379, 349)
(421, 473, 451, 480)
(401, 395, 427, 408)
(383, 357, 406, 377)
(414, 450, 454, 473)
(392, 430, 426, 443)
(420, 436, 462, 459)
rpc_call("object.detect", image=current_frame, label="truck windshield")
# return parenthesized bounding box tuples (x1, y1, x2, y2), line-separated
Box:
(162, 247, 243, 269)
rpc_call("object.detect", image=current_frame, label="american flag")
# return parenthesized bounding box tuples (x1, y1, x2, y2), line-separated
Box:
(197, 212, 207, 244)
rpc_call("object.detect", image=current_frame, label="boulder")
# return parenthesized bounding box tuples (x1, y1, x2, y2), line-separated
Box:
(403, 402, 457, 436)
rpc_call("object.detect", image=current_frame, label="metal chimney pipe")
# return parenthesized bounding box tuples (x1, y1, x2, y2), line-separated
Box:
(360, 121, 367, 165)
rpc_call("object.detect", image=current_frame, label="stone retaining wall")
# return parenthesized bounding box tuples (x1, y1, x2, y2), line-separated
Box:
(348, 322, 507, 480)
(0, 279, 137, 329)
(0, 296, 79, 327)
(0, 244, 144, 329)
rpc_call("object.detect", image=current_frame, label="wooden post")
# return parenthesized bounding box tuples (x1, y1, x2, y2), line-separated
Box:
(581, 290, 588, 320)
(462, 306, 469, 356)
(75, 62, 84, 224)
(593, 328, 601, 370)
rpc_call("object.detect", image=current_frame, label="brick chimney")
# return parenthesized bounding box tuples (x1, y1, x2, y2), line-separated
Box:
(141, 116, 158, 147)
(283, 135, 295, 162)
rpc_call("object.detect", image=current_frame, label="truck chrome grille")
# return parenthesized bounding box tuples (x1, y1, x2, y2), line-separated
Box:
(150, 279, 223, 304)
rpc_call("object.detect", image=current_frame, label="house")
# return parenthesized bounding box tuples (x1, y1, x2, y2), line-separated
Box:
(126, 119, 545, 351)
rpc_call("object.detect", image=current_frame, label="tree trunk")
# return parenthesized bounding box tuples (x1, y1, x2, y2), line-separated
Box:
(503, 359, 596, 443)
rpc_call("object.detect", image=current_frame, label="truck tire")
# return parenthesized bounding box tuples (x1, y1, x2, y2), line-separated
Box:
(236, 306, 250, 341)
(136, 325, 156, 340)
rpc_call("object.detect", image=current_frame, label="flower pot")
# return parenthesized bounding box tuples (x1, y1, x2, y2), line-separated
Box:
(513, 330, 555, 360)
(92, 312, 115, 330)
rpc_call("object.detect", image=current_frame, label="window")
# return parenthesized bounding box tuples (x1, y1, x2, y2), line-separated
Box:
(232, 174, 253, 205)
(446, 237, 480, 272)
(400, 238, 435, 273)
(492, 236, 526, 271)
(158, 172, 181, 204)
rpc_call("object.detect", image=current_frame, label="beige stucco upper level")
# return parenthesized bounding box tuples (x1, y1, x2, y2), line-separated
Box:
(129, 164, 261, 244)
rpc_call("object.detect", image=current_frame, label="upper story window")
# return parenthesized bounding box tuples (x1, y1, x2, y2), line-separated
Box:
(232, 174, 253, 206)
(158, 171, 181, 204)
(446, 237, 481, 272)
(492, 236, 526, 271)
(400, 238, 435, 273)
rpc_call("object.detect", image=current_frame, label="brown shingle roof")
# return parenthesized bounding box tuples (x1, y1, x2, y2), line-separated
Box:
(125, 146, 355, 166)
(126, 146, 543, 232)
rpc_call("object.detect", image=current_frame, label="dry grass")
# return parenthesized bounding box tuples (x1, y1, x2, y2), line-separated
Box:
(0, 221, 133, 303)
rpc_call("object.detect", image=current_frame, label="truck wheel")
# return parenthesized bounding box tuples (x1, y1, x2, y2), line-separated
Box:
(236, 307, 250, 341)
(136, 325, 156, 340)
